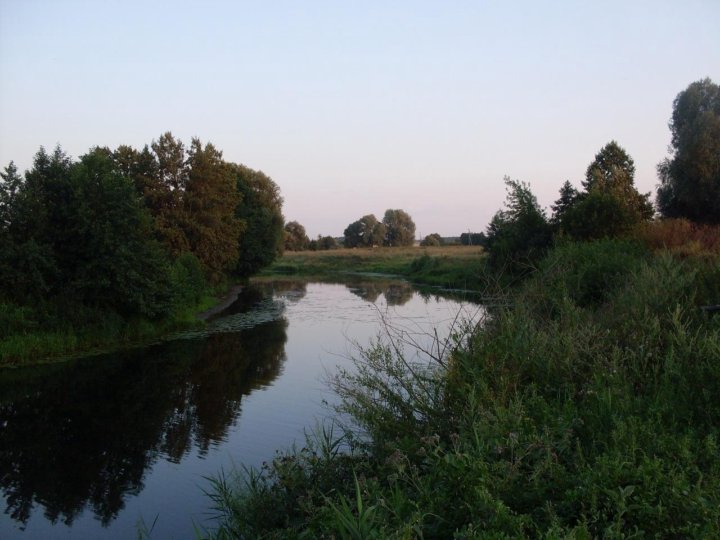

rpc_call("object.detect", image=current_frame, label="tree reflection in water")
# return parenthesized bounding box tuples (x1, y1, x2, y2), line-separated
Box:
(0, 291, 288, 529)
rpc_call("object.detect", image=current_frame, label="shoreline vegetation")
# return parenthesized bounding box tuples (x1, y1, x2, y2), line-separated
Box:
(263, 245, 489, 292)
(204, 226, 720, 538)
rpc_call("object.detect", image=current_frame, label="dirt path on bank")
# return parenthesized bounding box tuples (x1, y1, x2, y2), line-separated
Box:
(197, 285, 244, 320)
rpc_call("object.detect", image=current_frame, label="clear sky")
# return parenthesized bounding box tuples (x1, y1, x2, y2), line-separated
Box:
(1, 0, 718, 238)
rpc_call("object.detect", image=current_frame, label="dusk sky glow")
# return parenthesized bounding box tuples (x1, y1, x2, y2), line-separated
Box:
(1, 0, 718, 238)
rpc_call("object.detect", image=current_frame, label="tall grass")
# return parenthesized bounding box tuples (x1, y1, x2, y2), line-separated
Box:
(203, 239, 720, 538)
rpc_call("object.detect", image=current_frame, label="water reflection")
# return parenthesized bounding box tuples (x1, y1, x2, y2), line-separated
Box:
(346, 279, 415, 306)
(0, 291, 288, 529)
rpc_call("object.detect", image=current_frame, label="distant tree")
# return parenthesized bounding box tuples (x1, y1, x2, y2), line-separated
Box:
(551, 180, 580, 226)
(382, 209, 416, 247)
(485, 177, 552, 269)
(420, 233, 443, 247)
(559, 142, 652, 239)
(657, 78, 720, 224)
(284, 220, 309, 251)
(583, 141, 653, 220)
(232, 165, 284, 277)
(344, 214, 385, 248)
(317, 235, 337, 250)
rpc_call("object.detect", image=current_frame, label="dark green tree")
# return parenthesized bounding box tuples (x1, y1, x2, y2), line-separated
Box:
(560, 142, 653, 239)
(485, 177, 552, 269)
(382, 209, 416, 247)
(657, 78, 720, 224)
(284, 220, 309, 251)
(184, 139, 242, 282)
(317, 235, 337, 250)
(551, 180, 580, 226)
(149, 132, 190, 255)
(232, 164, 284, 277)
(344, 214, 385, 248)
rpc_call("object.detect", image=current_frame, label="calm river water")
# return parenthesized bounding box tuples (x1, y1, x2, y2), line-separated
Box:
(0, 278, 480, 539)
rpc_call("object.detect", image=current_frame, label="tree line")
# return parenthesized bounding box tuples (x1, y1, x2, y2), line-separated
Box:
(0, 133, 284, 325)
(484, 78, 719, 270)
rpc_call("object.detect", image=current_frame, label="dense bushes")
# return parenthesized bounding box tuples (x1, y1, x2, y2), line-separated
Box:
(205, 240, 720, 538)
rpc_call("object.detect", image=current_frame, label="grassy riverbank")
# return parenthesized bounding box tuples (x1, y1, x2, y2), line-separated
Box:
(205, 237, 720, 538)
(0, 285, 229, 367)
(265, 245, 488, 291)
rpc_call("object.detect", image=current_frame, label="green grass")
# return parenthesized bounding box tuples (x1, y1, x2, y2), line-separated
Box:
(266, 245, 488, 291)
(202, 239, 720, 538)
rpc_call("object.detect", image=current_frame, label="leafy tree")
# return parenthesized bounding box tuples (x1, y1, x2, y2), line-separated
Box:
(420, 233, 443, 247)
(148, 132, 190, 255)
(343, 214, 385, 248)
(0, 147, 175, 316)
(232, 164, 284, 277)
(317, 235, 337, 250)
(382, 209, 416, 247)
(459, 232, 487, 246)
(583, 141, 653, 219)
(184, 139, 242, 282)
(284, 220, 309, 251)
(485, 177, 552, 269)
(657, 78, 720, 224)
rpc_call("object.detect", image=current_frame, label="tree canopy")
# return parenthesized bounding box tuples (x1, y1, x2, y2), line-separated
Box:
(382, 209, 416, 247)
(0, 134, 285, 326)
(343, 214, 386, 248)
(284, 221, 310, 251)
(657, 78, 720, 224)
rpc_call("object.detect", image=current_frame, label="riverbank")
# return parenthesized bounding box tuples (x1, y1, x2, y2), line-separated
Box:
(205, 238, 720, 538)
(265, 245, 488, 291)
(0, 284, 237, 367)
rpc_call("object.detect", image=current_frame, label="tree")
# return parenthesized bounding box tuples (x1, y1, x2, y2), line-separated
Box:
(550, 180, 579, 226)
(420, 233, 443, 247)
(343, 214, 385, 248)
(382, 209, 416, 247)
(559, 142, 653, 239)
(184, 139, 242, 282)
(583, 141, 653, 219)
(317, 235, 337, 250)
(485, 177, 552, 269)
(284, 220, 309, 251)
(232, 164, 284, 277)
(657, 78, 720, 224)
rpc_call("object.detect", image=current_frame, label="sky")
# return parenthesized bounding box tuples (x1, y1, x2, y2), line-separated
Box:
(1, 1, 719, 238)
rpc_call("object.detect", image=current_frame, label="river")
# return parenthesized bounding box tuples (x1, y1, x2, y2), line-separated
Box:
(0, 278, 481, 539)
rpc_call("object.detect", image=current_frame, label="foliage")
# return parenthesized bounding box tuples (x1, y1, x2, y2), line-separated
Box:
(284, 220, 310, 251)
(556, 141, 653, 240)
(657, 78, 720, 224)
(344, 214, 385, 248)
(550, 180, 579, 226)
(232, 164, 285, 277)
(459, 231, 487, 246)
(1, 135, 285, 363)
(206, 241, 720, 538)
(485, 177, 552, 270)
(310, 235, 338, 251)
(420, 233, 442, 247)
(382, 209, 416, 247)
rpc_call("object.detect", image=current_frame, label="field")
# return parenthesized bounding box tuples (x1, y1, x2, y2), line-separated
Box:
(265, 245, 488, 290)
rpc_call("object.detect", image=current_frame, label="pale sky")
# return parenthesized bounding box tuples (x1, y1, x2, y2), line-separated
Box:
(1, 0, 718, 238)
